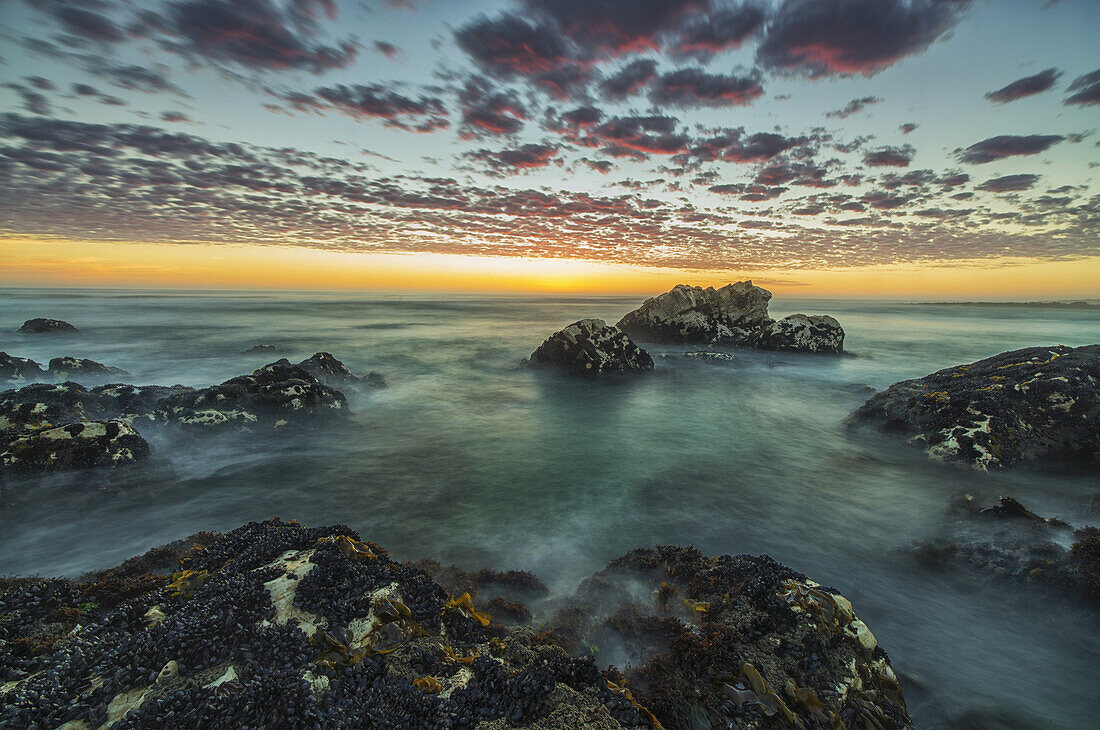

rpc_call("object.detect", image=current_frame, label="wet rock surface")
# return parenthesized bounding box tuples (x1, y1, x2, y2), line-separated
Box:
(523, 319, 654, 378)
(751, 315, 845, 354)
(0, 352, 44, 385)
(296, 352, 386, 389)
(616, 283, 774, 346)
(0, 519, 911, 730)
(851, 345, 1100, 469)
(18, 318, 79, 334)
(46, 357, 129, 382)
(1, 420, 149, 473)
(914, 494, 1098, 605)
(242, 344, 279, 354)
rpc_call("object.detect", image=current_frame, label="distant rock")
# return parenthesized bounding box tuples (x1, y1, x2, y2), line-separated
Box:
(155, 359, 348, 429)
(752, 314, 845, 354)
(18, 318, 78, 334)
(297, 352, 385, 389)
(1, 420, 148, 473)
(46, 356, 129, 382)
(241, 344, 278, 354)
(523, 319, 654, 377)
(617, 282, 773, 345)
(851, 345, 1100, 469)
(681, 351, 737, 363)
(0, 352, 44, 385)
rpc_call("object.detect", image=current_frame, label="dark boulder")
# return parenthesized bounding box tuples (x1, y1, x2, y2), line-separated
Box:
(46, 357, 129, 382)
(851, 345, 1100, 469)
(1, 420, 149, 473)
(297, 352, 385, 389)
(0, 519, 911, 730)
(751, 314, 845, 354)
(617, 282, 773, 345)
(0, 352, 44, 385)
(241, 344, 278, 354)
(18, 318, 78, 334)
(154, 359, 348, 429)
(523, 319, 654, 377)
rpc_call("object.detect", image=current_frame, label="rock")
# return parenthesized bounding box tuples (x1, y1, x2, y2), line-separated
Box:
(680, 351, 737, 363)
(751, 314, 845, 354)
(46, 357, 129, 382)
(851, 345, 1100, 469)
(1, 420, 149, 473)
(0, 519, 912, 730)
(296, 352, 385, 389)
(616, 282, 774, 344)
(154, 359, 348, 429)
(241, 344, 278, 354)
(522, 319, 654, 377)
(0, 382, 192, 436)
(18, 318, 78, 334)
(0, 352, 44, 385)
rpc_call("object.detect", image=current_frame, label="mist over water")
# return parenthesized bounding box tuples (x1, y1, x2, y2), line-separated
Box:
(2, 288, 1099, 728)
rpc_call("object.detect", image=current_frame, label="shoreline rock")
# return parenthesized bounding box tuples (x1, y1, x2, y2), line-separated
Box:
(46, 357, 129, 382)
(0, 353, 45, 385)
(751, 314, 845, 354)
(18, 318, 78, 334)
(522, 319, 653, 377)
(0, 519, 912, 729)
(851, 345, 1100, 469)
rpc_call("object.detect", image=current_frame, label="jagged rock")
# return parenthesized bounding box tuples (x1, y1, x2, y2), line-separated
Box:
(1, 420, 149, 473)
(0, 382, 192, 436)
(18, 318, 78, 334)
(241, 344, 278, 354)
(851, 345, 1100, 469)
(297, 352, 385, 389)
(522, 319, 653, 377)
(154, 359, 347, 429)
(46, 357, 129, 382)
(751, 314, 845, 354)
(680, 351, 737, 363)
(0, 519, 912, 730)
(0, 352, 44, 385)
(616, 282, 774, 345)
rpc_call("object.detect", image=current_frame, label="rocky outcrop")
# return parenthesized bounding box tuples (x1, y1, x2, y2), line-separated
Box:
(616, 282, 773, 345)
(297, 352, 385, 389)
(154, 360, 347, 429)
(0, 519, 912, 730)
(617, 282, 845, 354)
(0, 352, 44, 385)
(523, 319, 654, 377)
(851, 345, 1100, 469)
(46, 357, 128, 382)
(18, 318, 78, 334)
(751, 314, 845, 354)
(1, 420, 148, 473)
(241, 344, 278, 354)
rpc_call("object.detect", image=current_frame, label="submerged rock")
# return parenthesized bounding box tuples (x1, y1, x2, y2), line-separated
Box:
(851, 345, 1100, 469)
(681, 351, 737, 363)
(616, 282, 773, 345)
(751, 314, 845, 354)
(0, 352, 44, 385)
(297, 352, 386, 389)
(155, 359, 347, 429)
(1, 420, 149, 473)
(46, 357, 129, 382)
(18, 318, 78, 334)
(0, 519, 912, 730)
(242, 344, 278, 354)
(523, 319, 654, 377)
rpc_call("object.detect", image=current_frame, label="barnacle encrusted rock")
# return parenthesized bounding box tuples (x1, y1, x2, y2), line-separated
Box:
(616, 282, 774, 345)
(18, 318, 79, 334)
(751, 314, 845, 354)
(1, 420, 149, 472)
(851, 344, 1100, 469)
(523, 319, 654, 377)
(0, 520, 911, 729)
(296, 352, 386, 389)
(0, 352, 45, 385)
(46, 357, 129, 382)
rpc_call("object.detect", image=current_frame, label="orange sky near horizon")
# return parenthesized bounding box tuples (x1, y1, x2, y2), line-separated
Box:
(2, 237, 1099, 300)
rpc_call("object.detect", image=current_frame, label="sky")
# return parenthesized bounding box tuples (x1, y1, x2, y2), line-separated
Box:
(0, 0, 1098, 296)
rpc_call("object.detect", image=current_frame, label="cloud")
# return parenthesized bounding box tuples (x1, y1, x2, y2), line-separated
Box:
(458, 78, 527, 137)
(465, 143, 560, 175)
(985, 68, 1060, 103)
(899, 122, 918, 134)
(977, 173, 1039, 193)
(523, 0, 702, 56)
(1065, 69, 1100, 106)
(600, 59, 658, 100)
(3, 83, 53, 115)
(374, 41, 401, 59)
(757, 0, 970, 77)
(863, 145, 914, 167)
(826, 96, 881, 119)
(674, 5, 766, 59)
(454, 14, 571, 78)
(310, 84, 449, 131)
(648, 68, 764, 107)
(160, 111, 190, 122)
(26, 2, 128, 44)
(956, 134, 1064, 163)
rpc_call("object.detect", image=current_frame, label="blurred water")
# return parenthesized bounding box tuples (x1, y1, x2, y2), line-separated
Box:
(1, 288, 1098, 728)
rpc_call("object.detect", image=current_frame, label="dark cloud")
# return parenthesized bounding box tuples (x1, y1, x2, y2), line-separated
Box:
(648, 68, 764, 107)
(936, 172, 970, 188)
(863, 145, 914, 167)
(458, 79, 527, 137)
(755, 159, 831, 187)
(985, 68, 1060, 103)
(312, 84, 449, 131)
(374, 41, 401, 59)
(757, 0, 970, 77)
(674, 5, 766, 59)
(465, 143, 560, 175)
(586, 115, 688, 158)
(1065, 70, 1100, 106)
(879, 169, 936, 189)
(454, 15, 570, 78)
(977, 173, 1039, 193)
(581, 158, 613, 173)
(709, 183, 788, 201)
(956, 134, 1064, 164)
(3, 84, 53, 115)
(826, 96, 881, 119)
(600, 59, 658, 100)
(558, 106, 604, 128)
(899, 122, 918, 134)
(524, 0, 701, 55)
(161, 111, 190, 122)
(26, 2, 128, 44)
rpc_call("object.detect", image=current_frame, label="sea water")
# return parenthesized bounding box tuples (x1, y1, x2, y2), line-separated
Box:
(1, 288, 1098, 728)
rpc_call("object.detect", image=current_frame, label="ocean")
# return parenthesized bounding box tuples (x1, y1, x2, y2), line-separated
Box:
(1, 288, 1098, 728)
